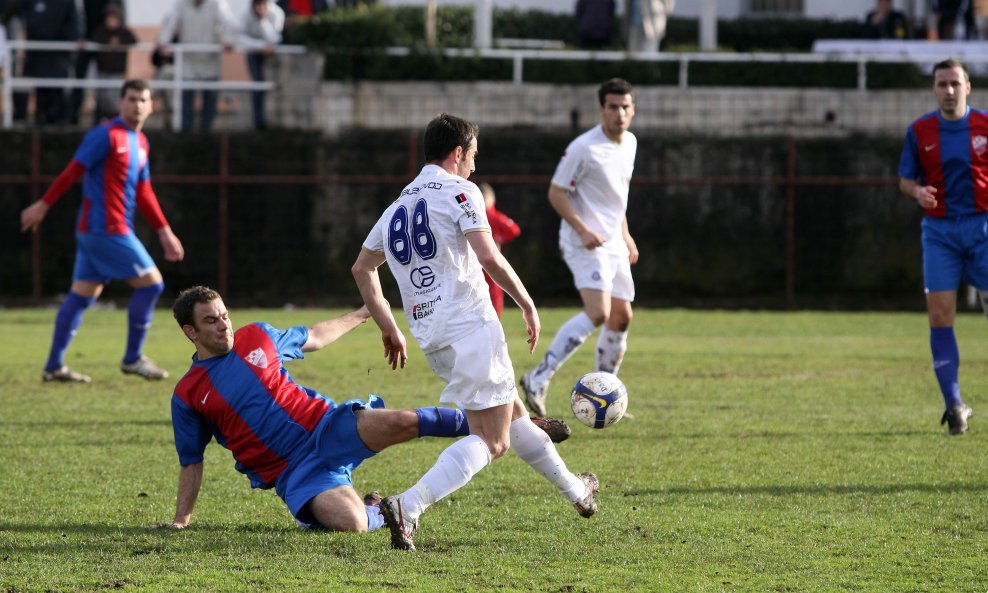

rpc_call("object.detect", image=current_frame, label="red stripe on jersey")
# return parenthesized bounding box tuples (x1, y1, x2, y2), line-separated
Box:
(77, 198, 91, 233)
(968, 111, 988, 213)
(235, 325, 331, 432)
(101, 126, 132, 235)
(175, 365, 288, 486)
(913, 115, 947, 218)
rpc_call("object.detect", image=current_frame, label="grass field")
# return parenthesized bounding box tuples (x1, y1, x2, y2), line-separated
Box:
(1, 306, 986, 592)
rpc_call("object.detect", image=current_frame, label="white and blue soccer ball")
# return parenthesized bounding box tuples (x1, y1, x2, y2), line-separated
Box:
(570, 371, 628, 429)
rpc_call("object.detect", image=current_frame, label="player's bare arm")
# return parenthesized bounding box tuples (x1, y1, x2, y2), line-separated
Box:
(166, 462, 203, 529)
(466, 231, 540, 352)
(621, 215, 639, 264)
(302, 306, 371, 352)
(20, 201, 49, 232)
(157, 226, 185, 262)
(548, 183, 605, 249)
(899, 178, 938, 209)
(351, 249, 408, 369)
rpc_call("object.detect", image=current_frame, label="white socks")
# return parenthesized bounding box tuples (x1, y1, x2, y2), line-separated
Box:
(400, 434, 492, 521)
(596, 327, 628, 374)
(509, 416, 586, 502)
(365, 505, 385, 531)
(530, 311, 597, 386)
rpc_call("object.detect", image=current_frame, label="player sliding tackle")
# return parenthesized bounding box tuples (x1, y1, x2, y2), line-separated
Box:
(160, 286, 569, 533)
(353, 113, 598, 552)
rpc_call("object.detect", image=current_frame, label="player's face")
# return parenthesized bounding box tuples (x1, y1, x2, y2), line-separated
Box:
(188, 299, 234, 358)
(119, 89, 153, 128)
(455, 137, 478, 179)
(599, 93, 635, 140)
(934, 67, 970, 121)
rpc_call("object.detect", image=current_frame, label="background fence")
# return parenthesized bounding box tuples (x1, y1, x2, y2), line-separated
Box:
(0, 127, 924, 310)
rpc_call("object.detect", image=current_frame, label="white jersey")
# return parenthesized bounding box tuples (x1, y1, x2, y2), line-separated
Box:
(551, 124, 637, 254)
(362, 164, 497, 353)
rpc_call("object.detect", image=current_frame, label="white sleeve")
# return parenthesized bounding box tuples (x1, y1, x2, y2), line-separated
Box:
(362, 214, 386, 253)
(550, 138, 587, 191)
(452, 184, 490, 234)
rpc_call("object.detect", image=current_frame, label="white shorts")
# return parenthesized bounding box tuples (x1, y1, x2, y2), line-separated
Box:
(425, 320, 518, 411)
(561, 242, 636, 302)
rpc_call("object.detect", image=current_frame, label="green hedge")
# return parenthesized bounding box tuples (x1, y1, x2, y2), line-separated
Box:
(296, 6, 928, 87)
(291, 7, 870, 51)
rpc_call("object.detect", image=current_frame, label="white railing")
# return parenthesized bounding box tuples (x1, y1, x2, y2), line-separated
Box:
(2, 40, 305, 130)
(8, 39, 988, 130)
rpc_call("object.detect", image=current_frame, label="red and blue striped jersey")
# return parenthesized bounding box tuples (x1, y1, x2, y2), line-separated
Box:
(899, 107, 988, 218)
(171, 323, 335, 490)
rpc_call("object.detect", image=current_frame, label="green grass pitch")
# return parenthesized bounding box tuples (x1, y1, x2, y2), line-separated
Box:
(0, 307, 986, 592)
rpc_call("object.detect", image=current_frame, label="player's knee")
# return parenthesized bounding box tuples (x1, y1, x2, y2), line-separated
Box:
(587, 310, 608, 327)
(314, 508, 367, 533)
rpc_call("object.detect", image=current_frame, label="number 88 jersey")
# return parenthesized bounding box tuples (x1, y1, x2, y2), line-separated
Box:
(361, 164, 497, 352)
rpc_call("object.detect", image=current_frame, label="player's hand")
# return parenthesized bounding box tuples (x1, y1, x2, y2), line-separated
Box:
(579, 229, 605, 250)
(913, 184, 938, 209)
(523, 308, 540, 354)
(158, 227, 185, 262)
(626, 235, 639, 265)
(382, 330, 407, 370)
(20, 201, 49, 232)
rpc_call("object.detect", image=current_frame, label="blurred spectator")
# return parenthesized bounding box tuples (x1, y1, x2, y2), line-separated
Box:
(0, 13, 7, 76)
(71, 0, 125, 125)
(478, 182, 521, 319)
(865, 0, 911, 39)
(151, 10, 176, 130)
(977, 0, 988, 39)
(277, 0, 329, 32)
(19, 0, 79, 125)
(156, 0, 237, 131)
(575, 0, 615, 49)
(933, 0, 976, 39)
(89, 3, 135, 124)
(627, 0, 674, 53)
(240, 0, 284, 130)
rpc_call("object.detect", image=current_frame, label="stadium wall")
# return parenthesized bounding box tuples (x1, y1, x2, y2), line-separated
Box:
(0, 129, 924, 310)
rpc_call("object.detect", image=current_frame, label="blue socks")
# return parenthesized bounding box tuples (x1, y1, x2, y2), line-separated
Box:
(124, 283, 164, 365)
(416, 406, 470, 438)
(45, 292, 96, 371)
(930, 326, 962, 409)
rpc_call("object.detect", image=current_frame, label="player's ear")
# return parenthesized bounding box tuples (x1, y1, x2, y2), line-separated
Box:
(181, 324, 198, 342)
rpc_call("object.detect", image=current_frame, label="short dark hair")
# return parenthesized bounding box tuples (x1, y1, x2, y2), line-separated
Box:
(120, 79, 151, 98)
(423, 113, 479, 163)
(598, 78, 634, 106)
(933, 58, 969, 82)
(173, 286, 221, 328)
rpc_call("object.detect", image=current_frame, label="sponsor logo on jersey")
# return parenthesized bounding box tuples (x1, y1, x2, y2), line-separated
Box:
(411, 295, 442, 320)
(455, 193, 468, 204)
(410, 266, 436, 289)
(401, 181, 443, 197)
(973, 135, 987, 155)
(245, 348, 268, 368)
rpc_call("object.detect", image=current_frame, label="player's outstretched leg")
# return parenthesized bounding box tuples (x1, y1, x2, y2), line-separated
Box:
(508, 402, 598, 518)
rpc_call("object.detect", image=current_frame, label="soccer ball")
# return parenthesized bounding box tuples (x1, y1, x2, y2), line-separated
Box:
(570, 371, 628, 429)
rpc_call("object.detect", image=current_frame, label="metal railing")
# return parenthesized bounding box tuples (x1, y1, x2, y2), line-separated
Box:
(2, 40, 305, 130)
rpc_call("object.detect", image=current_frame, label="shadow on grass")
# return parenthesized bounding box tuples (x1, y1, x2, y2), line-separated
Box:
(638, 481, 988, 497)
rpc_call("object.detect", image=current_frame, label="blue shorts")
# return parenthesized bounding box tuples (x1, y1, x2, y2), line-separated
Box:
(72, 233, 157, 283)
(921, 213, 988, 292)
(275, 395, 384, 525)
